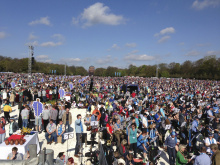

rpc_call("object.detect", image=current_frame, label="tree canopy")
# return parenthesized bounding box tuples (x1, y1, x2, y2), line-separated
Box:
(0, 55, 219, 80)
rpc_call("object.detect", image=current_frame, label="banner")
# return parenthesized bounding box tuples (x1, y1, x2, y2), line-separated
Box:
(11, 82, 15, 88)
(33, 99, 43, 117)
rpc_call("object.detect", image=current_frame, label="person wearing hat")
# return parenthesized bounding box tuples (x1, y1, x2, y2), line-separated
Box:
(204, 133, 217, 153)
(194, 146, 211, 165)
(55, 152, 65, 165)
(9, 118, 19, 136)
(176, 144, 192, 165)
(165, 131, 177, 165)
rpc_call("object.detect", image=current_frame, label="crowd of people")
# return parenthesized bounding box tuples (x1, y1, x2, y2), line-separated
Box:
(0, 73, 220, 165)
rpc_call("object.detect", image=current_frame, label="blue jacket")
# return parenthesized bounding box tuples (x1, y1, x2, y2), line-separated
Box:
(137, 135, 148, 148)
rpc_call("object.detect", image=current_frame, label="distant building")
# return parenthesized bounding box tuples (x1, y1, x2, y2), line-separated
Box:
(89, 66, 95, 76)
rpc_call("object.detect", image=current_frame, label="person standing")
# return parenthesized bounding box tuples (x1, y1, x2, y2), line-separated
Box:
(165, 131, 177, 165)
(42, 89, 47, 102)
(3, 101, 12, 124)
(62, 108, 72, 132)
(128, 123, 138, 158)
(74, 114, 83, 158)
(210, 144, 220, 165)
(21, 105, 29, 128)
(193, 146, 211, 165)
(8, 118, 19, 136)
(42, 105, 50, 132)
(9, 91, 15, 107)
(50, 105, 58, 124)
(0, 117, 6, 143)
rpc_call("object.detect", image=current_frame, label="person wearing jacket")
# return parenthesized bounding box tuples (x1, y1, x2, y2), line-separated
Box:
(9, 118, 19, 136)
(62, 108, 72, 132)
(210, 144, 220, 165)
(3, 101, 12, 124)
(0, 116, 6, 143)
(176, 145, 192, 165)
(165, 132, 177, 165)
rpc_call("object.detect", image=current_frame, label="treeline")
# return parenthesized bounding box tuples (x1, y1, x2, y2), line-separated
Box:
(0, 55, 220, 80)
(0, 56, 88, 76)
(95, 55, 220, 80)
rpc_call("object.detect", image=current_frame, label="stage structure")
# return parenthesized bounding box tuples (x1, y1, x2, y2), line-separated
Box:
(89, 66, 95, 76)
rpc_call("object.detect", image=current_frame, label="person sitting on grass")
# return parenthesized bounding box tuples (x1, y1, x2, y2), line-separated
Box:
(45, 119, 57, 144)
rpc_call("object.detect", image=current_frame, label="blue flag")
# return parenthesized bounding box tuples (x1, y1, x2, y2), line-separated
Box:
(33, 101, 43, 117)
(59, 89, 65, 98)
(11, 82, 15, 88)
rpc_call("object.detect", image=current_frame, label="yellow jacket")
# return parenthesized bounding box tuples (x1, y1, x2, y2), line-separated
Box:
(3, 105, 12, 112)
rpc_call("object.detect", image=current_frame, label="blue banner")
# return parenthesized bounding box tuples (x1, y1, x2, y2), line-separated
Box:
(33, 101, 43, 117)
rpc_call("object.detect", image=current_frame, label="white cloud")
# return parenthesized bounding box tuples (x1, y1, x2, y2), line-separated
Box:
(36, 55, 52, 63)
(196, 43, 210, 47)
(0, 31, 6, 39)
(125, 43, 137, 48)
(52, 34, 65, 41)
(29, 16, 51, 26)
(206, 50, 220, 55)
(155, 27, 175, 37)
(192, 0, 220, 10)
(124, 51, 155, 61)
(185, 50, 200, 56)
(59, 57, 88, 65)
(112, 44, 120, 49)
(28, 33, 38, 40)
(25, 41, 39, 46)
(158, 35, 171, 43)
(96, 55, 114, 64)
(72, 2, 125, 27)
(40, 41, 63, 47)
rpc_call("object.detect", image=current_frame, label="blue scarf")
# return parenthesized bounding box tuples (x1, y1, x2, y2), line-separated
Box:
(80, 121, 83, 132)
(116, 123, 120, 129)
(150, 129, 155, 139)
(58, 124, 63, 135)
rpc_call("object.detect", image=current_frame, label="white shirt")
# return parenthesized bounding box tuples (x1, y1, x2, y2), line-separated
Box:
(204, 137, 217, 153)
(142, 117, 148, 128)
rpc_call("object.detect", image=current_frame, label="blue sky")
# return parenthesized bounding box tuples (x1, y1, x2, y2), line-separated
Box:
(0, 0, 220, 69)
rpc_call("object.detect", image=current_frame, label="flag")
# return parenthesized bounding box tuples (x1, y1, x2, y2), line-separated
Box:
(33, 101, 43, 117)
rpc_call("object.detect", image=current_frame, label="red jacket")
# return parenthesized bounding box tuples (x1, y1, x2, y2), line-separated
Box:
(0, 118, 6, 134)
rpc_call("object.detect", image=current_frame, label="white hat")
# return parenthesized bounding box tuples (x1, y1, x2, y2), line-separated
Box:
(118, 158, 125, 165)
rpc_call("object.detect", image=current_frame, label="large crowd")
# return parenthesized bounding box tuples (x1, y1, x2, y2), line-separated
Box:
(0, 73, 220, 165)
